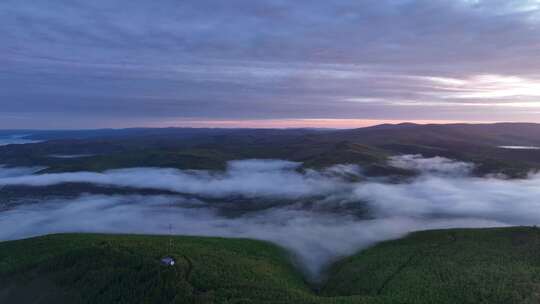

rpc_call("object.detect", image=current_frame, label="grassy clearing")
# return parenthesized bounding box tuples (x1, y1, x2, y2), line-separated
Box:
(1, 227, 540, 303)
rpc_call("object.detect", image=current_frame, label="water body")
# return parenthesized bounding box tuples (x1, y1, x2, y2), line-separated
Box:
(48, 154, 95, 159)
(498, 146, 540, 150)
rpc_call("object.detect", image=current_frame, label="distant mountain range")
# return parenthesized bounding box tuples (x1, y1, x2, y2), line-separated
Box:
(1, 123, 540, 177)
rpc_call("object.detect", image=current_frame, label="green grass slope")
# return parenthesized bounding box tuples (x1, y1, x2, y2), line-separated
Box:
(1, 227, 539, 304)
(322, 227, 540, 304)
(0, 234, 314, 304)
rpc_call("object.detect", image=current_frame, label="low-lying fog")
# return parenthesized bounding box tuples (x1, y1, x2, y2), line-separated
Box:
(0, 134, 42, 146)
(1, 155, 539, 280)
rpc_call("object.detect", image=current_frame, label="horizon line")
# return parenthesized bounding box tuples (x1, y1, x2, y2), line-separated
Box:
(2, 119, 540, 131)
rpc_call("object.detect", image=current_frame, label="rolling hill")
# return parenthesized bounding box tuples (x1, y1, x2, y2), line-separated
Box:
(1, 227, 539, 303)
(1, 123, 540, 177)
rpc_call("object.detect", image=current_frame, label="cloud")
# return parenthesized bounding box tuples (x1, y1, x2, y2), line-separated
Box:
(388, 154, 475, 176)
(356, 174, 540, 224)
(0, 194, 506, 280)
(0, 159, 357, 199)
(1, 156, 540, 280)
(0, 165, 45, 178)
(2, 1, 540, 127)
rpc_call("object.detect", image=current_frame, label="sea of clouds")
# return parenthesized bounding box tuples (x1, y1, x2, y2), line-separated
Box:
(1, 155, 539, 280)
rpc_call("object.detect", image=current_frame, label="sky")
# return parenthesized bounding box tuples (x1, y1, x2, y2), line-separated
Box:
(1, 0, 540, 129)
